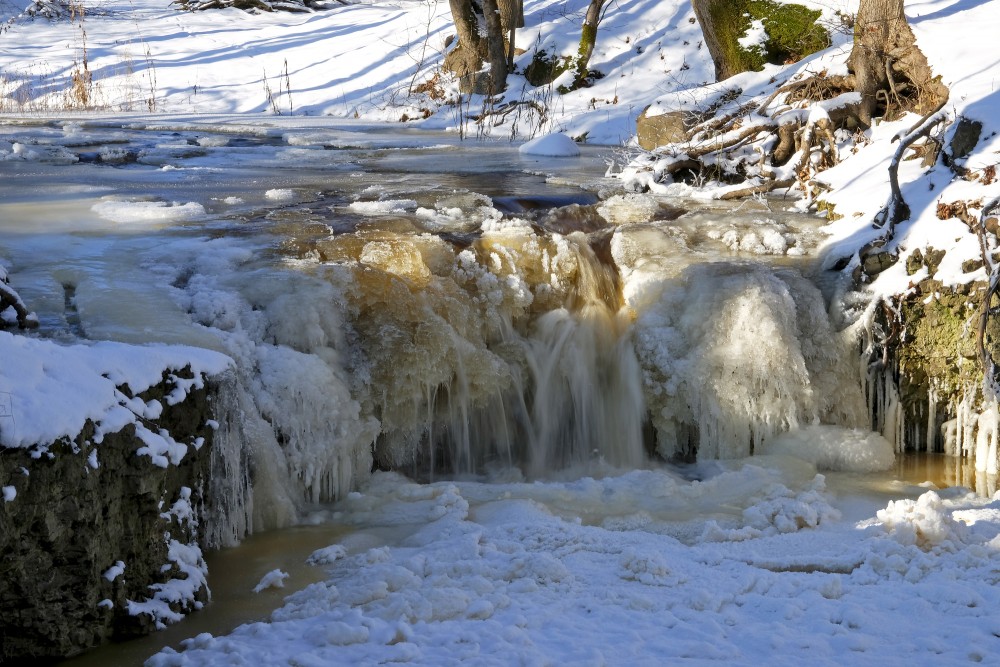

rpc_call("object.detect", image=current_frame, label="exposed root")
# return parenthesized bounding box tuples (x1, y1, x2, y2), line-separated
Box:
(637, 71, 858, 197)
(872, 99, 950, 237)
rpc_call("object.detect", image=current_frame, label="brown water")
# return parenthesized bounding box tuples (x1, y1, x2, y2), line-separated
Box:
(892, 452, 996, 496)
(62, 523, 351, 667)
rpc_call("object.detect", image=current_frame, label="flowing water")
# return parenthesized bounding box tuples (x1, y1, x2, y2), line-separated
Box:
(0, 115, 990, 665)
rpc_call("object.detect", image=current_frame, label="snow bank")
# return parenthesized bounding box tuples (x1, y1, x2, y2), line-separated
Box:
(0, 331, 231, 452)
(759, 425, 895, 472)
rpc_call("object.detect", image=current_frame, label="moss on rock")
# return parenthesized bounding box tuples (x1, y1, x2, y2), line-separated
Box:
(698, 0, 829, 79)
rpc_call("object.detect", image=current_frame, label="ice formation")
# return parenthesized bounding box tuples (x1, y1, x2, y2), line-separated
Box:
(631, 261, 867, 460)
(152, 185, 886, 540)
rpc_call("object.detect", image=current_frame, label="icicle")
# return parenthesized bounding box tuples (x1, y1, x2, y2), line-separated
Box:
(925, 385, 937, 453)
(975, 400, 999, 474)
(633, 262, 867, 461)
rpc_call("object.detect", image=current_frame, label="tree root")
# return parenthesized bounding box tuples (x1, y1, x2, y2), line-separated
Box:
(644, 71, 856, 197)
(872, 98, 950, 237)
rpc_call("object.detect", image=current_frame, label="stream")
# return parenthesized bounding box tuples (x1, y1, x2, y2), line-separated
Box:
(2, 115, 995, 665)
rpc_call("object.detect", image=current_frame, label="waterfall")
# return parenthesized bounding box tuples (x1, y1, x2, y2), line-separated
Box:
(193, 210, 876, 540)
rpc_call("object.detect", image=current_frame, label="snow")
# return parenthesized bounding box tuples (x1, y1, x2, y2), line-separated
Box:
(253, 569, 290, 593)
(1, 0, 999, 662)
(128, 491, 209, 629)
(737, 19, 769, 51)
(518, 133, 580, 158)
(147, 468, 1000, 666)
(103, 560, 126, 582)
(0, 331, 231, 452)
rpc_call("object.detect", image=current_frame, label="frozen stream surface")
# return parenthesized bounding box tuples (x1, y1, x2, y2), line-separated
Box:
(2, 115, 1000, 665)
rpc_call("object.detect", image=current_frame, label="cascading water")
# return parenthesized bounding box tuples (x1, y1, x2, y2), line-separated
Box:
(186, 196, 876, 545)
(0, 120, 887, 548)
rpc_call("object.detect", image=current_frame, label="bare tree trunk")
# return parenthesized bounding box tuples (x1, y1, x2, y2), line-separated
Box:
(481, 0, 509, 95)
(851, 0, 904, 125)
(445, 0, 486, 80)
(850, 0, 948, 125)
(497, 0, 522, 69)
(575, 0, 605, 84)
(444, 0, 514, 93)
(691, 0, 749, 81)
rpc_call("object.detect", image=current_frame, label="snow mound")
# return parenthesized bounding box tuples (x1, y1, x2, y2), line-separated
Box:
(878, 491, 970, 549)
(253, 569, 290, 593)
(518, 133, 580, 157)
(758, 425, 895, 472)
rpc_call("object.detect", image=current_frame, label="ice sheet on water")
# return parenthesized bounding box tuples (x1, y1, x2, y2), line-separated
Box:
(92, 199, 207, 224)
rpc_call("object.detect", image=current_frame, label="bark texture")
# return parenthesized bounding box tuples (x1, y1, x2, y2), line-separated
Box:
(691, 0, 740, 80)
(575, 0, 606, 83)
(444, 0, 521, 93)
(849, 0, 948, 124)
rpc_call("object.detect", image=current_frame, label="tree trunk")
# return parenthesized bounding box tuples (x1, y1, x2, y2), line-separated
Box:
(691, 0, 749, 81)
(444, 0, 486, 80)
(575, 0, 605, 84)
(850, 0, 948, 125)
(480, 0, 509, 95)
(496, 0, 522, 70)
(444, 0, 513, 93)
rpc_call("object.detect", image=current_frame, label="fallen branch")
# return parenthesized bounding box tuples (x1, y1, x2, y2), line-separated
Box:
(471, 100, 547, 125)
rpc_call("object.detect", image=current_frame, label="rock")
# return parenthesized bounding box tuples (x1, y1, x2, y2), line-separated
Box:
(950, 116, 983, 160)
(861, 249, 897, 277)
(636, 108, 701, 150)
(0, 370, 219, 660)
(905, 248, 924, 275)
(962, 258, 984, 274)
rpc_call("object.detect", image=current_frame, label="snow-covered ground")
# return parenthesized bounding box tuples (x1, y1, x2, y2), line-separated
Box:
(2, 0, 1000, 664)
(0, 0, 719, 144)
(146, 465, 1000, 666)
